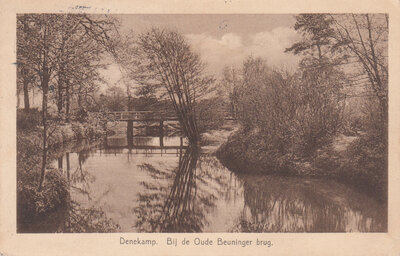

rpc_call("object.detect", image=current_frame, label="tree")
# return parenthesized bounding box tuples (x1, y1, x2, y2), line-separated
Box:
(285, 14, 348, 97)
(17, 16, 39, 111)
(104, 85, 126, 111)
(286, 14, 388, 127)
(17, 14, 60, 191)
(51, 14, 118, 121)
(285, 14, 337, 62)
(17, 14, 118, 190)
(330, 14, 388, 125)
(120, 28, 214, 143)
(220, 66, 240, 117)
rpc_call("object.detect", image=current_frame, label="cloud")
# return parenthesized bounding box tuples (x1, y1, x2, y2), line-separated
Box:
(247, 27, 301, 68)
(101, 28, 301, 89)
(186, 27, 301, 75)
(220, 33, 243, 49)
(186, 33, 245, 73)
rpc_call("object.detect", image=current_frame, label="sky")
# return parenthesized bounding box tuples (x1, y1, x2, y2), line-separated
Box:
(101, 14, 302, 89)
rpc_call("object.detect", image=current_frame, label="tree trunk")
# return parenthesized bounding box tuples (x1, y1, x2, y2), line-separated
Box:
(57, 78, 63, 114)
(38, 68, 49, 191)
(66, 152, 70, 182)
(32, 86, 35, 106)
(22, 21, 30, 112)
(17, 90, 21, 108)
(23, 69, 30, 112)
(78, 86, 82, 110)
(65, 84, 70, 122)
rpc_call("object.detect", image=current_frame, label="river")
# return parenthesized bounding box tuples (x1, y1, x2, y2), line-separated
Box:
(49, 127, 386, 232)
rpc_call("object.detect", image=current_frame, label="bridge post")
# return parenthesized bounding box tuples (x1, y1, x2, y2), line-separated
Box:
(159, 120, 164, 147)
(127, 120, 133, 147)
(58, 155, 63, 170)
(66, 152, 70, 182)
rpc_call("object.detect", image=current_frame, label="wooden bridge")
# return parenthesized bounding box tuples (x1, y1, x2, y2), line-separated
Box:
(91, 111, 178, 122)
(90, 110, 236, 122)
(91, 110, 236, 148)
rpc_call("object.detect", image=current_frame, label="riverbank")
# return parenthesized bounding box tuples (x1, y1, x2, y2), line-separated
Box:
(17, 112, 111, 232)
(200, 121, 238, 154)
(216, 128, 387, 203)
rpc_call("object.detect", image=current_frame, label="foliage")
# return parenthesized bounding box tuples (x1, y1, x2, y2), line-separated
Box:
(341, 132, 387, 201)
(195, 97, 226, 134)
(17, 121, 110, 232)
(217, 15, 387, 203)
(100, 85, 127, 111)
(17, 14, 119, 118)
(17, 168, 69, 226)
(17, 108, 41, 131)
(233, 57, 343, 157)
(287, 14, 388, 126)
(216, 129, 295, 175)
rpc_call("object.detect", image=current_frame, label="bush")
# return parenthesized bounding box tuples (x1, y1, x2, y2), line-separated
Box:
(232, 57, 342, 158)
(17, 168, 69, 227)
(71, 122, 85, 139)
(73, 108, 89, 123)
(216, 129, 295, 175)
(17, 108, 41, 131)
(341, 132, 387, 201)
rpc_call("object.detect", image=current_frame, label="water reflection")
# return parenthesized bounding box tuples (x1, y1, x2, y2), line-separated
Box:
(134, 147, 214, 232)
(232, 175, 386, 232)
(48, 138, 386, 233)
(49, 142, 120, 233)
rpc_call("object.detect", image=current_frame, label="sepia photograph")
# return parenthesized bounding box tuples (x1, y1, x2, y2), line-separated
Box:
(14, 13, 389, 234)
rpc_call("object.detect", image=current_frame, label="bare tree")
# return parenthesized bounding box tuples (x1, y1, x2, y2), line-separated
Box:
(287, 14, 388, 125)
(119, 28, 213, 143)
(330, 14, 388, 124)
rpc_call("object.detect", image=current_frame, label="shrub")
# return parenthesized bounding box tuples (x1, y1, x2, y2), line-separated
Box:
(233, 57, 342, 158)
(73, 108, 89, 123)
(17, 168, 69, 227)
(341, 132, 387, 201)
(71, 122, 85, 139)
(17, 108, 41, 131)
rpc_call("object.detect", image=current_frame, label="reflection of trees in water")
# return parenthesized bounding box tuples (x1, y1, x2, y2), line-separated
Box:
(196, 156, 241, 204)
(58, 149, 96, 201)
(54, 148, 119, 233)
(134, 147, 218, 232)
(233, 175, 385, 232)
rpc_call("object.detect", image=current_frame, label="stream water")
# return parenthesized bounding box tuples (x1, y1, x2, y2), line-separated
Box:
(49, 132, 387, 233)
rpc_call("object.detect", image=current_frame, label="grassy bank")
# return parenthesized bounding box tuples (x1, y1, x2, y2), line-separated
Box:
(216, 128, 387, 203)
